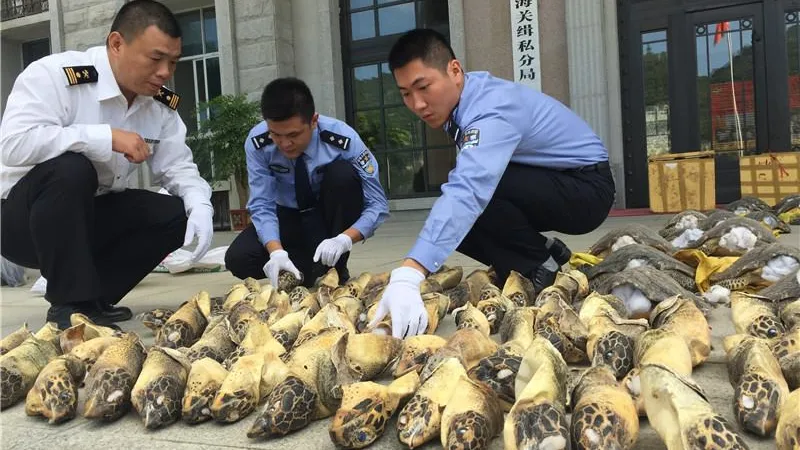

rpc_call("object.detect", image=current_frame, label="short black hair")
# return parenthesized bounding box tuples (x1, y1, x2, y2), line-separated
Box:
(108, 0, 181, 45)
(388, 28, 456, 73)
(260, 77, 316, 123)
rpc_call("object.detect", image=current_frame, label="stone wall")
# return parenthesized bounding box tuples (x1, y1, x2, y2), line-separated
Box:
(61, 0, 125, 51)
(232, 0, 294, 101)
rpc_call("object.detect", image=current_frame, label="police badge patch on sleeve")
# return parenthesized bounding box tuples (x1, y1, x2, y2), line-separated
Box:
(461, 128, 480, 149)
(356, 150, 375, 175)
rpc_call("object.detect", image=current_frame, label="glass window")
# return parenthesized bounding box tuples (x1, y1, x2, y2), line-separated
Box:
(177, 11, 203, 56)
(351, 11, 375, 40)
(203, 8, 218, 53)
(695, 19, 757, 153)
(21, 38, 50, 68)
(786, 10, 800, 148)
(378, 3, 416, 36)
(641, 30, 670, 156)
(343, 0, 453, 198)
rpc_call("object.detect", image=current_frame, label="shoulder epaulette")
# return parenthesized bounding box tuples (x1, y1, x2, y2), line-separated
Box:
(320, 130, 350, 151)
(154, 86, 180, 110)
(62, 65, 98, 86)
(251, 132, 273, 149)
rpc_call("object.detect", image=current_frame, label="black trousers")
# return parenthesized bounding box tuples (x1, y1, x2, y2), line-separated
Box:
(1, 152, 187, 307)
(456, 162, 615, 285)
(225, 159, 363, 287)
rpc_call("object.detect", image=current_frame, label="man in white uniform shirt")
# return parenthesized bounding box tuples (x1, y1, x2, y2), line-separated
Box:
(0, 0, 213, 329)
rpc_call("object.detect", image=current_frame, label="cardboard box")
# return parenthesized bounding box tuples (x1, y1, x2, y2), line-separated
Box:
(739, 152, 800, 206)
(648, 151, 716, 213)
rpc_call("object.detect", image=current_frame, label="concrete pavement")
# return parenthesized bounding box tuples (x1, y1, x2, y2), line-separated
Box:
(0, 210, 797, 449)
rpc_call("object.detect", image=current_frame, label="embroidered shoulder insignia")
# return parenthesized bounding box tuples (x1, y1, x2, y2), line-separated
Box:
(62, 65, 98, 86)
(251, 132, 273, 149)
(320, 130, 350, 151)
(153, 86, 180, 110)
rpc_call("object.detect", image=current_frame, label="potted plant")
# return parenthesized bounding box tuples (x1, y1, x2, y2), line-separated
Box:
(189, 94, 261, 231)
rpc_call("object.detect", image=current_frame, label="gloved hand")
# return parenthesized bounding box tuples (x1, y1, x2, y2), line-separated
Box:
(183, 205, 214, 263)
(313, 233, 353, 266)
(263, 249, 301, 288)
(367, 266, 428, 338)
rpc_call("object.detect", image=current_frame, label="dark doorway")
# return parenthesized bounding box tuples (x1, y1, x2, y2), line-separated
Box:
(618, 0, 800, 207)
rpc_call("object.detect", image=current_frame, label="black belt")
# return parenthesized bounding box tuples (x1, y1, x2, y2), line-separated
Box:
(566, 161, 609, 172)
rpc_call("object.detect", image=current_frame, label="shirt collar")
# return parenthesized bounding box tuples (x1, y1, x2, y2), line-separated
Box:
(443, 72, 471, 142)
(91, 47, 124, 102)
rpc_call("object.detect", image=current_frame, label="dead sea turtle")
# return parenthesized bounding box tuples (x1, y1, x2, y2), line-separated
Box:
(658, 209, 708, 237)
(774, 193, 800, 225)
(770, 327, 800, 390)
(723, 334, 790, 437)
(570, 365, 639, 450)
(745, 210, 792, 235)
(396, 357, 467, 448)
(688, 216, 778, 256)
(756, 268, 800, 306)
(182, 357, 229, 424)
(708, 243, 800, 292)
(727, 196, 772, 215)
(440, 374, 504, 449)
(588, 224, 674, 259)
(137, 308, 175, 333)
(393, 334, 448, 378)
(650, 295, 711, 367)
(731, 292, 785, 339)
(24, 354, 85, 424)
(131, 346, 192, 429)
(328, 371, 420, 449)
(0, 334, 61, 409)
(582, 244, 697, 292)
(639, 363, 750, 449)
(594, 266, 709, 319)
(503, 336, 570, 450)
(83, 333, 146, 421)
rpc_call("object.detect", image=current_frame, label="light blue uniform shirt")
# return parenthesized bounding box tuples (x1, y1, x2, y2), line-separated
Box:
(407, 71, 609, 272)
(245, 115, 389, 245)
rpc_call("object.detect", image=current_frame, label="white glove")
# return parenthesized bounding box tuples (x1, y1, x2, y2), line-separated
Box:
(263, 249, 301, 288)
(367, 266, 428, 339)
(313, 233, 353, 266)
(183, 206, 214, 263)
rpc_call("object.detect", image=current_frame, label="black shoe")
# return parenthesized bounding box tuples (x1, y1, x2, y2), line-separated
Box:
(548, 237, 572, 267)
(98, 303, 133, 322)
(46, 304, 122, 330)
(531, 266, 558, 294)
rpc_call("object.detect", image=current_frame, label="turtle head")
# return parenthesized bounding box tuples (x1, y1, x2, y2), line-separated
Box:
(182, 390, 215, 424)
(329, 398, 387, 449)
(211, 389, 256, 423)
(592, 331, 636, 379)
(396, 395, 442, 448)
(445, 411, 493, 450)
(246, 376, 316, 439)
(82, 367, 133, 421)
(141, 376, 182, 429)
(748, 316, 785, 340)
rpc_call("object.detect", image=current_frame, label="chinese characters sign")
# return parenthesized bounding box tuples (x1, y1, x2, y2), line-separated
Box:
(510, 0, 541, 90)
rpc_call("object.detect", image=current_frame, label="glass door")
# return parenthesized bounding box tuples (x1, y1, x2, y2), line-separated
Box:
(687, 5, 767, 204)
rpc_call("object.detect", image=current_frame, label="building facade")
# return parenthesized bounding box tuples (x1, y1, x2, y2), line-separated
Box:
(2, 0, 797, 228)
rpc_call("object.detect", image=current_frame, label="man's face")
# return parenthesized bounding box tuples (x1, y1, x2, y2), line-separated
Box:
(267, 113, 318, 159)
(108, 25, 181, 97)
(393, 58, 463, 129)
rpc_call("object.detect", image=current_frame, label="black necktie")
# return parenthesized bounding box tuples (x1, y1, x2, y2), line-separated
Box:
(294, 154, 314, 211)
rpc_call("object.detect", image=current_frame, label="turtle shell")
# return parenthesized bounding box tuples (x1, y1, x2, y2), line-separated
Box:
(709, 244, 800, 285)
(589, 224, 674, 257)
(774, 194, 800, 215)
(594, 266, 707, 313)
(726, 196, 772, 215)
(745, 210, 792, 234)
(687, 216, 778, 252)
(658, 210, 708, 238)
(755, 268, 800, 303)
(584, 244, 696, 291)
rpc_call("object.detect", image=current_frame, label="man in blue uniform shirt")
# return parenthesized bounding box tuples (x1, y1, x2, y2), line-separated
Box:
(225, 78, 390, 288)
(369, 28, 616, 338)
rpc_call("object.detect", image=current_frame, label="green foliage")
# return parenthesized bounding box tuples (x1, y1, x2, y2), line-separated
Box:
(188, 94, 261, 207)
